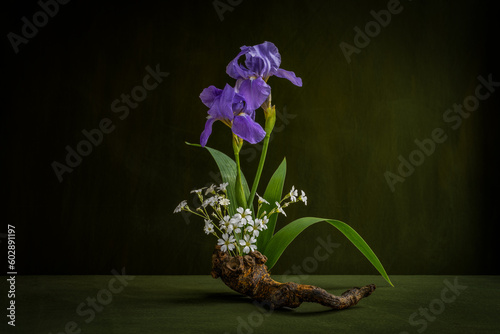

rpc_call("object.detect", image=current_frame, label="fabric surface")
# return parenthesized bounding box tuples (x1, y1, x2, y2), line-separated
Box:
(8, 275, 499, 333)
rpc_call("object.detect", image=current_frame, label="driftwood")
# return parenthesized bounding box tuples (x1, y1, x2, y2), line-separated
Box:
(211, 245, 376, 310)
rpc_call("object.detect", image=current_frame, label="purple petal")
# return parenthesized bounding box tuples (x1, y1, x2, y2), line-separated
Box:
(245, 41, 281, 77)
(200, 86, 222, 108)
(232, 114, 266, 144)
(231, 91, 247, 114)
(200, 117, 216, 147)
(235, 77, 271, 111)
(226, 46, 252, 80)
(274, 68, 303, 87)
(217, 84, 237, 120)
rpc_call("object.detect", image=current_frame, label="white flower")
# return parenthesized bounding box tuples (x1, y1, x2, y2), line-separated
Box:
(246, 219, 263, 237)
(299, 190, 307, 205)
(260, 216, 269, 230)
(218, 182, 229, 192)
(174, 200, 187, 213)
(230, 214, 244, 233)
(219, 215, 233, 233)
(190, 188, 205, 194)
(202, 196, 217, 208)
(256, 193, 269, 205)
(203, 220, 214, 234)
(229, 208, 253, 233)
(289, 186, 298, 202)
(237, 207, 252, 217)
(243, 216, 253, 227)
(217, 233, 236, 252)
(275, 201, 287, 217)
(239, 234, 257, 254)
(205, 184, 216, 195)
(218, 197, 230, 206)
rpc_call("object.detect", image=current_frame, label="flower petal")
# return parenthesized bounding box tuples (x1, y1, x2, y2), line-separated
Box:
(212, 84, 237, 120)
(235, 77, 271, 112)
(226, 46, 252, 80)
(200, 85, 222, 108)
(232, 114, 266, 144)
(200, 117, 216, 147)
(245, 41, 281, 77)
(274, 68, 303, 87)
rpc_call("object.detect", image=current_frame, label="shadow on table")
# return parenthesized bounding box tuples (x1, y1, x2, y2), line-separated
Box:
(169, 291, 364, 316)
(167, 291, 251, 306)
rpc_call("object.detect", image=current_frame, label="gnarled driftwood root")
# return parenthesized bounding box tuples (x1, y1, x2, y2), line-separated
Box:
(211, 246, 376, 310)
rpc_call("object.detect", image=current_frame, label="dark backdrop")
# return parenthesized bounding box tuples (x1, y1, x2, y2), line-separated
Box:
(4, 0, 499, 275)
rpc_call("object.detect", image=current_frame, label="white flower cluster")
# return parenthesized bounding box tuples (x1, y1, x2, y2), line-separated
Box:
(264, 186, 307, 218)
(214, 207, 269, 254)
(174, 182, 230, 215)
(174, 183, 307, 256)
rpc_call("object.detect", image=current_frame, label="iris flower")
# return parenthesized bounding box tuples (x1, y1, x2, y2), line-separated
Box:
(199, 84, 266, 147)
(226, 41, 303, 111)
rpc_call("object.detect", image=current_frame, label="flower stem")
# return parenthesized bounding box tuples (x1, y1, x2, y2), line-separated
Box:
(247, 133, 270, 210)
(233, 135, 247, 209)
(247, 105, 276, 209)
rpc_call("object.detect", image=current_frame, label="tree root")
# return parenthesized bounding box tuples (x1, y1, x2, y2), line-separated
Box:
(211, 246, 376, 310)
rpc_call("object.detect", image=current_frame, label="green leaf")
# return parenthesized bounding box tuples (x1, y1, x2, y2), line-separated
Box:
(263, 217, 394, 287)
(256, 158, 287, 251)
(186, 142, 250, 215)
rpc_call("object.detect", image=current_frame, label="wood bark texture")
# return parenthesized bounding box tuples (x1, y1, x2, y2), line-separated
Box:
(211, 246, 376, 309)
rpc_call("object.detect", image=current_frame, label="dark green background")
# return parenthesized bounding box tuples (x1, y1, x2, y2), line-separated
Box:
(5, 0, 499, 275)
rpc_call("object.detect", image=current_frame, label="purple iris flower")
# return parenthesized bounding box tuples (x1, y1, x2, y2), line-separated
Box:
(199, 84, 266, 147)
(226, 41, 303, 112)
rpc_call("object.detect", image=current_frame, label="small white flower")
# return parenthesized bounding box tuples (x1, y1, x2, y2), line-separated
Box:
(260, 216, 269, 230)
(247, 219, 263, 237)
(299, 190, 307, 205)
(237, 207, 252, 217)
(217, 233, 236, 252)
(239, 234, 257, 254)
(236, 207, 253, 227)
(218, 197, 230, 206)
(203, 220, 214, 234)
(190, 188, 205, 194)
(219, 215, 233, 233)
(205, 184, 216, 195)
(174, 200, 187, 213)
(230, 214, 243, 233)
(202, 196, 217, 208)
(218, 182, 229, 192)
(289, 186, 298, 202)
(243, 216, 254, 227)
(275, 201, 287, 217)
(256, 193, 269, 205)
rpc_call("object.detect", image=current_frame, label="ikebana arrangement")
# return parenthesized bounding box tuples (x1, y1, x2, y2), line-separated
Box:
(175, 41, 392, 310)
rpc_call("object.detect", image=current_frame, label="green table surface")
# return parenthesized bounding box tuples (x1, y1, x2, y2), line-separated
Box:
(4, 275, 499, 333)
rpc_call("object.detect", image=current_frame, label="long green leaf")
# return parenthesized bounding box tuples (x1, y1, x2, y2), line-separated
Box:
(263, 217, 393, 286)
(186, 142, 250, 215)
(256, 158, 287, 251)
